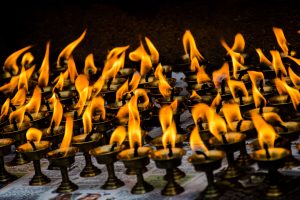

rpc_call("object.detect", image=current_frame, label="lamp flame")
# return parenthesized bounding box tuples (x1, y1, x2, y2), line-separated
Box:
(206, 108, 227, 142)
(222, 103, 243, 131)
(212, 62, 230, 89)
(84, 53, 98, 76)
(256, 48, 272, 67)
(128, 96, 142, 149)
(60, 115, 73, 153)
(26, 128, 42, 143)
(109, 126, 127, 146)
(273, 27, 289, 55)
(190, 125, 208, 152)
(270, 50, 287, 77)
(38, 42, 50, 87)
(182, 30, 205, 63)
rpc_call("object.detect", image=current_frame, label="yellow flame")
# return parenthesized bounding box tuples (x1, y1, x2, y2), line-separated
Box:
(116, 80, 129, 102)
(25, 86, 42, 116)
(273, 27, 289, 55)
(210, 92, 222, 108)
(75, 87, 89, 116)
(190, 125, 208, 152)
(276, 78, 300, 110)
(128, 96, 142, 149)
(159, 104, 177, 149)
(206, 108, 227, 142)
(145, 37, 159, 64)
(252, 85, 267, 108)
(48, 94, 63, 129)
(191, 103, 210, 125)
(251, 112, 277, 149)
(57, 29, 87, 67)
(256, 48, 272, 67)
(231, 33, 245, 53)
(84, 53, 98, 76)
(90, 96, 106, 120)
(288, 67, 300, 88)
(0, 98, 10, 120)
(227, 80, 249, 101)
(83, 105, 92, 134)
(128, 72, 141, 93)
(222, 103, 243, 131)
(3, 45, 32, 75)
(129, 42, 152, 76)
(102, 52, 126, 79)
(287, 55, 300, 66)
(53, 73, 65, 92)
(212, 62, 230, 89)
(9, 106, 26, 128)
(18, 67, 29, 91)
(154, 63, 163, 79)
(156, 65, 171, 97)
(248, 71, 265, 88)
(134, 89, 150, 108)
(38, 42, 50, 87)
(182, 30, 204, 61)
(60, 115, 73, 150)
(11, 88, 26, 106)
(190, 90, 202, 100)
(191, 58, 210, 83)
(68, 56, 78, 84)
(0, 76, 19, 93)
(270, 50, 287, 77)
(109, 126, 127, 145)
(106, 45, 129, 60)
(262, 112, 284, 125)
(21, 52, 34, 67)
(26, 128, 42, 142)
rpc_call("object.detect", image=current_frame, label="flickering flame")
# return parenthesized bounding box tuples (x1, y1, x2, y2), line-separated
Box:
(248, 71, 265, 87)
(106, 45, 129, 60)
(90, 96, 106, 120)
(274, 78, 287, 95)
(206, 109, 227, 142)
(18, 67, 29, 91)
(128, 72, 141, 93)
(251, 112, 276, 149)
(159, 104, 177, 149)
(190, 90, 202, 100)
(190, 125, 208, 152)
(56, 29, 87, 67)
(134, 89, 150, 108)
(287, 55, 300, 66)
(21, 52, 34, 67)
(227, 80, 249, 100)
(256, 48, 272, 67)
(129, 42, 152, 76)
(26, 128, 42, 143)
(9, 106, 26, 128)
(53, 73, 65, 91)
(60, 115, 73, 152)
(288, 67, 300, 88)
(275, 78, 300, 110)
(231, 53, 246, 79)
(222, 103, 243, 131)
(102, 52, 126, 79)
(262, 112, 284, 125)
(191, 58, 210, 83)
(0, 76, 19, 93)
(75, 87, 89, 116)
(273, 27, 289, 55)
(212, 62, 230, 89)
(182, 30, 205, 62)
(162, 120, 177, 150)
(3, 45, 32, 75)
(252, 85, 267, 108)
(145, 37, 159, 64)
(38, 42, 50, 87)
(156, 65, 171, 97)
(48, 94, 63, 129)
(11, 88, 26, 106)
(191, 103, 210, 124)
(82, 106, 92, 134)
(210, 92, 222, 108)
(128, 96, 142, 149)
(170, 99, 178, 112)
(109, 126, 127, 145)
(25, 86, 42, 116)
(116, 103, 129, 121)
(270, 50, 287, 77)
(154, 63, 163, 79)
(68, 56, 78, 84)
(230, 33, 245, 53)
(116, 80, 129, 102)
(0, 98, 10, 120)
(84, 53, 98, 75)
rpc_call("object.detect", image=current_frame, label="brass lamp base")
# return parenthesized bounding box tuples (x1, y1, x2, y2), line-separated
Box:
(30, 173, 51, 186)
(125, 166, 147, 175)
(9, 152, 29, 166)
(0, 156, 16, 183)
(163, 167, 185, 180)
(101, 163, 125, 190)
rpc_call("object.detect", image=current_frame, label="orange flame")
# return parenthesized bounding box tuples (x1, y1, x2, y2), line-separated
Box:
(128, 96, 142, 149)
(191, 58, 210, 83)
(102, 52, 126, 79)
(182, 30, 205, 62)
(25, 86, 42, 116)
(60, 115, 73, 151)
(48, 94, 63, 129)
(57, 29, 87, 67)
(0, 98, 10, 121)
(106, 45, 129, 60)
(287, 55, 300, 66)
(210, 92, 222, 108)
(156, 65, 171, 97)
(288, 67, 300, 88)
(145, 37, 159, 64)
(251, 112, 277, 149)
(191, 103, 210, 125)
(38, 42, 50, 87)
(134, 89, 150, 108)
(21, 52, 34, 67)
(83, 106, 92, 134)
(18, 67, 29, 91)
(190, 90, 202, 100)
(90, 96, 106, 120)
(84, 53, 98, 76)
(3, 45, 32, 75)
(116, 102, 129, 121)
(68, 56, 78, 84)
(0, 76, 19, 93)
(11, 88, 26, 106)
(231, 33, 245, 53)
(53, 73, 65, 92)
(256, 48, 272, 67)
(206, 109, 227, 142)
(248, 71, 265, 88)
(159, 104, 177, 149)
(116, 80, 129, 102)
(212, 62, 230, 89)
(154, 63, 163, 79)
(9, 106, 26, 128)
(227, 80, 249, 101)
(26, 128, 42, 142)
(270, 50, 287, 77)
(262, 112, 284, 125)
(222, 103, 243, 131)
(75, 87, 89, 116)
(252, 85, 267, 108)
(273, 27, 289, 55)
(128, 72, 141, 93)
(129, 42, 152, 76)
(109, 126, 127, 145)
(190, 125, 208, 152)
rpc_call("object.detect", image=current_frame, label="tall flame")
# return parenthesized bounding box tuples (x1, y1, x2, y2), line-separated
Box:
(191, 58, 210, 83)
(252, 84, 267, 108)
(68, 56, 78, 83)
(210, 92, 222, 108)
(206, 108, 227, 142)
(18, 67, 29, 91)
(134, 89, 150, 108)
(230, 33, 245, 53)
(227, 80, 249, 100)
(256, 48, 272, 67)
(190, 125, 208, 152)
(156, 63, 171, 97)
(90, 96, 106, 120)
(57, 29, 87, 67)
(26, 128, 42, 143)
(84, 53, 98, 76)
(60, 115, 73, 151)
(48, 94, 63, 129)
(116, 80, 129, 102)
(11, 88, 26, 106)
(191, 103, 210, 124)
(82, 105, 92, 134)
(182, 30, 205, 62)
(248, 71, 265, 88)
(262, 112, 284, 125)
(9, 106, 26, 128)
(38, 42, 50, 87)
(145, 37, 159, 64)
(0, 98, 10, 121)
(21, 52, 34, 67)
(128, 96, 142, 149)
(129, 42, 152, 76)
(25, 86, 42, 116)
(128, 72, 141, 93)
(288, 67, 300, 88)
(270, 50, 287, 77)
(3, 45, 32, 75)
(109, 126, 127, 145)
(212, 62, 230, 89)
(222, 103, 243, 131)
(159, 104, 177, 149)
(53, 73, 65, 92)
(251, 112, 277, 149)
(273, 27, 289, 55)
(106, 45, 129, 60)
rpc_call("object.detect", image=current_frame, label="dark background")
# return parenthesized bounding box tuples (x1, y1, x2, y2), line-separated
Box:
(0, 0, 300, 70)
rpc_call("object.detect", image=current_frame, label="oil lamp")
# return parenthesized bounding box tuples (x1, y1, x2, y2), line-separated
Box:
(16, 128, 51, 185)
(117, 95, 154, 194)
(0, 138, 16, 183)
(150, 104, 185, 196)
(47, 115, 79, 193)
(188, 125, 225, 199)
(250, 112, 289, 198)
(207, 108, 246, 179)
(72, 104, 103, 177)
(90, 126, 126, 189)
